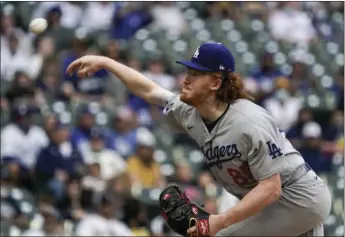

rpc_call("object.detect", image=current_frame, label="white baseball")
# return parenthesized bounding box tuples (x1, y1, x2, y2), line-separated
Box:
(29, 18, 48, 34)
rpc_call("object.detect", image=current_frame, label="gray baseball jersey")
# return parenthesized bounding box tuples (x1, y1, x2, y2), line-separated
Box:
(163, 95, 331, 236)
(163, 95, 305, 199)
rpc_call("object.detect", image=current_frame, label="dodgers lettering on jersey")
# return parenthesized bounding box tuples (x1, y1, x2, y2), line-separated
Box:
(163, 95, 305, 199)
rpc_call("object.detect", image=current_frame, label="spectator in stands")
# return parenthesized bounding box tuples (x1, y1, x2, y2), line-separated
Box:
(87, 126, 127, 181)
(4, 71, 37, 108)
(143, 57, 177, 92)
(21, 204, 65, 236)
(201, 2, 240, 21)
(1, 10, 32, 54)
(56, 178, 85, 222)
(290, 61, 315, 95)
(127, 128, 166, 188)
(110, 2, 153, 40)
(173, 164, 203, 203)
(101, 41, 127, 108)
(247, 52, 288, 105)
(107, 106, 138, 158)
(122, 197, 151, 236)
(36, 57, 74, 104)
(32, 2, 84, 30)
(286, 107, 314, 149)
(34, 120, 84, 200)
(58, 2, 84, 29)
(70, 104, 96, 151)
(322, 110, 344, 157)
(1, 32, 31, 82)
(1, 165, 35, 230)
(128, 57, 175, 127)
(106, 172, 132, 201)
(263, 84, 303, 131)
(334, 66, 344, 110)
(299, 121, 331, 174)
(75, 194, 133, 236)
(1, 9, 32, 55)
(1, 102, 48, 182)
(42, 113, 58, 136)
(268, 2, 317, 44)
(241, 2, 267, 20)
(151, 2, 188, 35)
(62, 36, 109, 103)
(79, 162, 107, 213)
(81, 2, 117, 33)
(37, 5, 74, 51)
(29, 36, 56, 80)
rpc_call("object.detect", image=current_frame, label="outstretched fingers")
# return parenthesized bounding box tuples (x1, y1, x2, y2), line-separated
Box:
(65, 59, 84, 76)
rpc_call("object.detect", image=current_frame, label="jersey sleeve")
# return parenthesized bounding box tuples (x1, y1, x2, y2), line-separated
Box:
(162, 94, 189, 133)
(241, 122, 285, 181)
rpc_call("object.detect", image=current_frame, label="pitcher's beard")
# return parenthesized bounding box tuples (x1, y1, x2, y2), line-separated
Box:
(180, 90, 208, 107)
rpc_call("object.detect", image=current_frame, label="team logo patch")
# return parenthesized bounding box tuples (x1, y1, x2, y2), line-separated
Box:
(193, 47, 200, 58)
(163, 193, 170, 200)
(192, 206, 198, 215)
(198, 220, 209, 235)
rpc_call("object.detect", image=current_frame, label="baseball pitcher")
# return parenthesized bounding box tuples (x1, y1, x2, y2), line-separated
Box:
(66, 42, 331, 236)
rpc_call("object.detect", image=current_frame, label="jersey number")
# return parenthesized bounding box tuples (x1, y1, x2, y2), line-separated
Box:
(227, 164, 250, 186)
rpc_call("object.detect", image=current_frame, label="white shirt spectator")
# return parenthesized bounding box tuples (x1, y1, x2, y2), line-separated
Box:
(81, 2, 117, 33)
(32, 2, 83, 29)
(89, 149, 127, 180)
(0, 29, 32, 57)
(263, 90, 303, 131)
(1, 123, 48, 168)
(143, 71, 176, 92)
(75, 213, 133, 236)
(59, 2, 83, 29)
(151, 3, 187, 35)
(0, 39, 31, 81)
(268, 5, 316, 44)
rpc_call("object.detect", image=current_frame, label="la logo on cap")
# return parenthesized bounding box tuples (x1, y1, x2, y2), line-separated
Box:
(193, 47, 200, 58)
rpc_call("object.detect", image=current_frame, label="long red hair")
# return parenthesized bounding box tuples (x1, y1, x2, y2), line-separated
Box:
(215, 72, 254, 103)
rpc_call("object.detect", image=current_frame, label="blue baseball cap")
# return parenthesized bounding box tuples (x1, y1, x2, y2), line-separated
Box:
(90, 126, 105, 140)
(176, 42, 235, 73)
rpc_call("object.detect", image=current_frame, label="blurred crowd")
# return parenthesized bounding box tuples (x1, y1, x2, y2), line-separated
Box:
(0, 1, 344, 236)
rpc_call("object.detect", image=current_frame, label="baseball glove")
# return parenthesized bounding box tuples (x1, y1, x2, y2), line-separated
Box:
(159, 184, 210, 237)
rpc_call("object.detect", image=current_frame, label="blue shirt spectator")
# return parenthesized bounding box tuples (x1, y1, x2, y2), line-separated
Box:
(63, 55, 108, 96)
(70, 105, 96, 149)
(110, 3, 153, 40)
(35, 121, 84, 200)
(106, 106, 139, 158)
(299, 121, 332, 174)
(286, 108, 314, 149)
(249, 52, 287, 106)
(251, 52, 285, 83)
(62, 38, 108, 97)
(35, 123, 84, 179)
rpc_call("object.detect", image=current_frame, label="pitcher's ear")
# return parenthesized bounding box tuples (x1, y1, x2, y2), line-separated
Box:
(210, 77, 222, 91)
